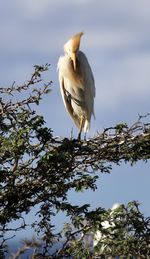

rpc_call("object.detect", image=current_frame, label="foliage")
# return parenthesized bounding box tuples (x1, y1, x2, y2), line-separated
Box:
(0, 65, 150, 258)
(58, 201, 150, 258)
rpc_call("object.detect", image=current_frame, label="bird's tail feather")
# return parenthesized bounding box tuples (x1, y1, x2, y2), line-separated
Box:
(83, 119, 90, 133)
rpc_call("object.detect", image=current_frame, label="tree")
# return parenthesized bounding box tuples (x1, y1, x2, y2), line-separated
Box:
(0, 64, 150, 258)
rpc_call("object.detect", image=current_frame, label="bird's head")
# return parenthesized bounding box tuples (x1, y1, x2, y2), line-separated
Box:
(64, 32, 84, 71)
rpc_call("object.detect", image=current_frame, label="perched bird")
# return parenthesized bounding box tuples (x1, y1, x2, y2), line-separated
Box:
(57, 32, 95, 139)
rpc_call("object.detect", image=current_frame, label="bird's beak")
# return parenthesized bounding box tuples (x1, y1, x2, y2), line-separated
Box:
(71, 52, 76, 71)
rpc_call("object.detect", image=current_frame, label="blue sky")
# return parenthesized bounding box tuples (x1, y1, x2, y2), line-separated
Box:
(1, 0, 150, 239)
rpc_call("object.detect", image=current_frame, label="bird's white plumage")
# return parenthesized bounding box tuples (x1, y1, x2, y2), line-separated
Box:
(57, 32, 95, 134)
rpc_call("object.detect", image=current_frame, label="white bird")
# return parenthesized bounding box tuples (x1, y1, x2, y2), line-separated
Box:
(57, 32, 95, 139)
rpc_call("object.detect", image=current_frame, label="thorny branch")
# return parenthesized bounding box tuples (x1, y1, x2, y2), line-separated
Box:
(0, 64, 52, 114)
(0, 64, 52, 95)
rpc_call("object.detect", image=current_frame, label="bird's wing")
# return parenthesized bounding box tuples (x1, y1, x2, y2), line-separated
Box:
(78, 51, 96, 118)
(57, 56, 80, 128)
(59, 73, 73, 117)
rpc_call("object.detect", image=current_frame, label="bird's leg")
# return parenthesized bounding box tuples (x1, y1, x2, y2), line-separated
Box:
(77, 131, 81, 140)
(84, 132, 87, 141)
(78, 115, 84, 140)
